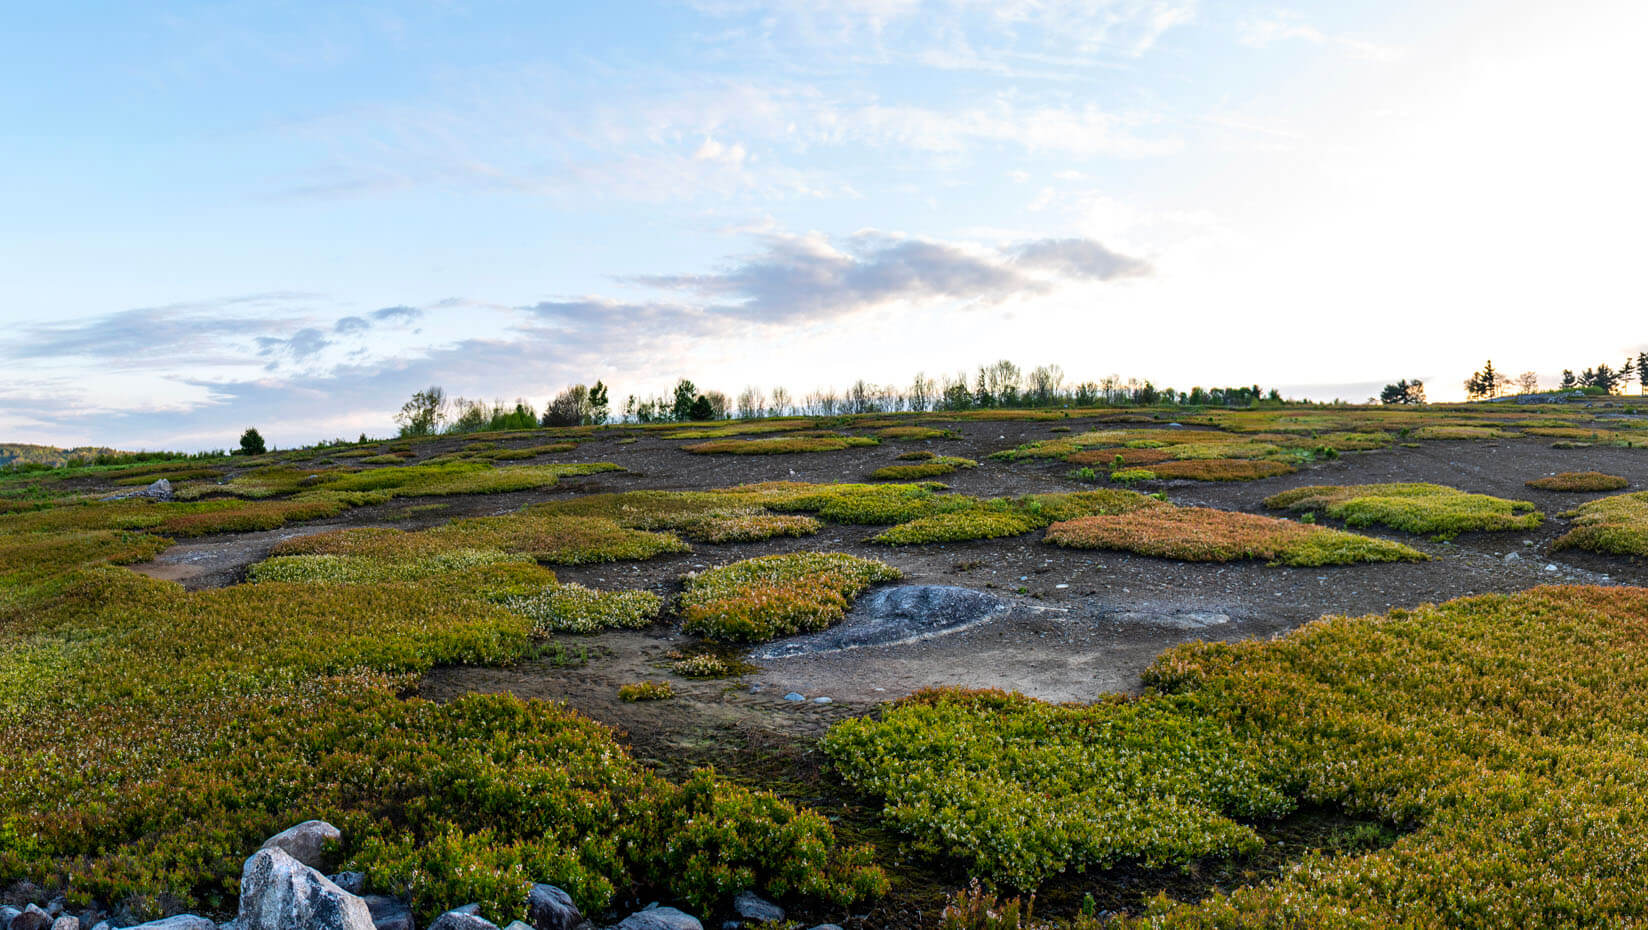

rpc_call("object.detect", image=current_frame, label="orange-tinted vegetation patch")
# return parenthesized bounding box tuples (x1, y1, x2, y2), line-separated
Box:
(1065, 447, 1174, 467)
(1526, 471, 1629, 492)
(1146, 459, 1295, 481)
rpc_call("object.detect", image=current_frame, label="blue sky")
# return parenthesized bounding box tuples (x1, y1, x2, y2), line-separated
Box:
(3, 0, 1645, 449)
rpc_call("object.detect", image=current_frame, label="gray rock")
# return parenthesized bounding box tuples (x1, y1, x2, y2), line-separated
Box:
(261, 820, 343, 870)
(527, 884, 580, 930)
(11, 906, 52, 930)
(427, 908, 497, 930)
(783, 693, 805, 702)
(361, 897, 414, 930)
(88, 922, 111, 930)
(808, 925, 844, 930)
(502, 923, 533, 930)
(753, 585, 1020, 659)
(2, 906, 22, 930)
(810, 697, 831, 705)
(329, 873, 367, 896)
(119, 918, 216, 930)
(731, 893, 783, 924)
(51, 918, 78, 930)
(99, 479, 174, 503)
(613, 908, 701, 930)
(239, 847, 374, 930)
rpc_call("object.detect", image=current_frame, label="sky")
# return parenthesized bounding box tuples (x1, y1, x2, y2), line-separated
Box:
(3, 0, 1647, 450)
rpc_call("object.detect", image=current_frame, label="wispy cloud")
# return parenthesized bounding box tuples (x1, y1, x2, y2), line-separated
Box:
(1238, 13, 1399, 62)
(629, 231, 1149, 321)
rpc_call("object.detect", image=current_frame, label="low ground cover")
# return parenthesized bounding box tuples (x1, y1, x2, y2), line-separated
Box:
(1045, 507, 1425, 566)
(1128, 459, 1296, 482)
(677, 552, 901, 643)
(275, 513, 691, 565)
(876, 426, 952, 440)
(1526, 471, 1629, 492)
(869, 456, 978, 480)
(0, 517, 883, 926)
(828, 586, 1648, 927)
(1551, 492, 1648, 556)
(1264, 483, 1542, 538)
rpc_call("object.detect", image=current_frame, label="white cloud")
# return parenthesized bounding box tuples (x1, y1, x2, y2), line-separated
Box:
(1238, 13, 1400, 62)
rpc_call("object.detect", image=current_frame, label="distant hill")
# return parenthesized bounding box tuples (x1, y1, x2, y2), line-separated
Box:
(0, 443, 124, 468)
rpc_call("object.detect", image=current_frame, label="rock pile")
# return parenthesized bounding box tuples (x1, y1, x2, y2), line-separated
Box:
(0, 821, 839, 930)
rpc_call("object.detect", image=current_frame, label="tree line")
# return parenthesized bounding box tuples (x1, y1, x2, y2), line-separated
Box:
(389, 360, 1290, 436)
(1453, 353, 1648, 401)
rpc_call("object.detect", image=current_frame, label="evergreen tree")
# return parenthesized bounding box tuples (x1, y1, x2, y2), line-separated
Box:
(237, 428, 266, 455)
(688, 394, 714, 421)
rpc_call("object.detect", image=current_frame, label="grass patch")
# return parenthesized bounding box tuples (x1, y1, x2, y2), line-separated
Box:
(1139, 459, 1296, 482)
(618, 681, 675, 702)
(274, 513, 691, 565)
(1526, 471, 1629, 492)
(678, 552, 901, 643)
(873, 490, 1160, 545)
(876, 426, 951, 440)
(1264, 483, 1542, 539)
(1044, 507, 1426, 566)
(868, 457, 978, 480)
(1066, 447, 1174, 467)
(506, 583, 664, 634)
(1412, 426, 1518, 440)
(1552, 492, 1648, 555)
(678, 512, 821, 543)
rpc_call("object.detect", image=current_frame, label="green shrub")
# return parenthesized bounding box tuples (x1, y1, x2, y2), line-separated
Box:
(506, 584, 663, 634)
(678, 553, 901, 643)
(618, 681, 674, 701)
(1264, 483, 1542, 539)
(1552, 492, 1648, 555)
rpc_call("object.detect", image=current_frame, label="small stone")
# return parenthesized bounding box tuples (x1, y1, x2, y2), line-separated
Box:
(11, 906, 52, 930)
(328, 872, 366, 895)
(783, 692, 805, 702)
(88, 922, 112, 930)
(120, 918, 217, 930)
(731, 893, 784, 924)
(812, 696, 832, 704)
(428, 907, 497, 930)
(808, 925, 845, 930)
(1545, 564, 1559, 572)
(51, 917, 78, 930)
(613, 907, 701, 930)
(527, 883, 580, 930)
(1503, 552, 1519, 562)
(261, 820, 343, 870)
(1054, 583, 1068, 589)
(361, 896, 413, 930)
(502, 923, 534, 930)
(1, 907, 22, 930)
